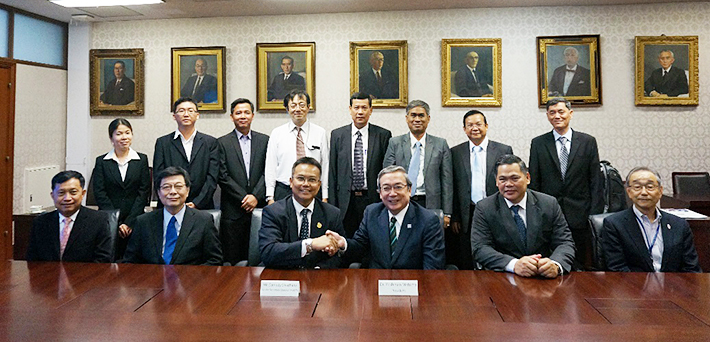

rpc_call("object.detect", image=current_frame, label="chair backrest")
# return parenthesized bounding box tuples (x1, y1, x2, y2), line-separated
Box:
(248, 209, 263, 266)
(203, 209, 222, 234)
(672, 172, 710, 196)
(86, 171, 97, 206)
(101, 209, 120, 262)
(588, 212, 614, 271)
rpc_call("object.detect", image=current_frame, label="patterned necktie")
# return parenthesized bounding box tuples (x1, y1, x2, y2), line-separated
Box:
(59, 217, 72, 259)
(163, 216, 177, 265)
(471, 145, 484, 203)
(353, 131, 365, 190)
(558, 136, 569, 180)
(389, 217, 397, 257)
(408, 141, 421, 195)
(511, 205, 527, 249)
(299, 209, 310, 240)
(296, 127, 306, 159)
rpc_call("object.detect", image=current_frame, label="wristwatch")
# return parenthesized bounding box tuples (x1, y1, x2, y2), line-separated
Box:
(305, 239, 313, 254)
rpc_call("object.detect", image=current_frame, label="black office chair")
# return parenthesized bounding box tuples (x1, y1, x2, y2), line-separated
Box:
(204, 209, 222, 234)
(235, 208, 263, 267)
(587, 212, 614, 271)
(672, 172, 710, 196)
(101, 209, 120, 262)
(86, 172, 97, 206)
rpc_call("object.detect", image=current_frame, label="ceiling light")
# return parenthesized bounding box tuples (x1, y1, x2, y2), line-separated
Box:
(50, 0, 164, 7)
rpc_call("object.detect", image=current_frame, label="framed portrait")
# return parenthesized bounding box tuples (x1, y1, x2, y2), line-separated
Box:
(256, 42, 315, 111)
(441, 38, 502, 107)
(537, 35, 601, 106)
(171, 46, 226, 113)
(350, 40, 408, 108)
(90, 48, 144, 116)
(635, 36, 698, 106)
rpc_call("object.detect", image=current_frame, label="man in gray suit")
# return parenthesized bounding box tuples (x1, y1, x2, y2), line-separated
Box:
(383, 100, 453, 228)
(450, 110, 513, 269)
(471, 155, 575, 278)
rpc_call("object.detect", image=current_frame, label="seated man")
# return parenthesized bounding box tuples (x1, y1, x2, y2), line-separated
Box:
(26, 170, 112, 262)
(259, 157, 344, 269)
(602, 167, 701, 272)
(471, 155, 575, 278)
(327, 165, 445, 270)
(123, 166, 222, 265)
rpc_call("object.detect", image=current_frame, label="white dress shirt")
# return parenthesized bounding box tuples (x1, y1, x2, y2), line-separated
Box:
(174, 130, 197, 162)
(469, 137, 489, 201)
(633, 205, 664, 272)
(161, 206, 186, 254)
(409, 132, 426, 196)
(293, 198, 316, 257)
(103, 147, 141, 181)
(351, 123, 369, 189)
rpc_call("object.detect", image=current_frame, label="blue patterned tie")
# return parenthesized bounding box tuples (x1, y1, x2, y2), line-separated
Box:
(163, 216, 177, 265)
(471, 145, 484, 203)
(299, 209, 310, 240)
(389, 217, 397, 258)
(511, 205, 527, 249)
(408, 142, 421, 195)
(353, 131, 365, 190)
(558, 136, 569, 180)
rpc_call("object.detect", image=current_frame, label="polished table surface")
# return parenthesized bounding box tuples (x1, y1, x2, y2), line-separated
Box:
(2, 261, 710, 341)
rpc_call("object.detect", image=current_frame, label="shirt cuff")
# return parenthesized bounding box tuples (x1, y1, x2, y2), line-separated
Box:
(301, 238, 313, 257)
(505, 258, 518, 273)
(551, 260, 563, 276)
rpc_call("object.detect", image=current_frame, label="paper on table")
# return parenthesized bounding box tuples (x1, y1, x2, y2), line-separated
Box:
(662, 208, 709, 220)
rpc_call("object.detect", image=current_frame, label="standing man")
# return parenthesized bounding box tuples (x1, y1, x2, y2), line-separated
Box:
(359, 51, 399, 100)
(100, 60, 135, 105)
(217, 98, 269, 265)
(454, 51, 492, 97)
(644, 50, 689, 97)
(180, 58, 218, 104)
(123, 167, 223, 265)
(602, 167, 701, 272)
(547, 47, 591, 97)
(26, 171, 112, 262)
(259, 157, 345, 269)
(383, 100, 453, 228)
(529, 98, 603, 269)
(265, 90, 329, 204)
(154, 97, 219, 209)
(267, 56, 306, 101)
(450, 110, 513, 269)
(329, 92, 392, 237)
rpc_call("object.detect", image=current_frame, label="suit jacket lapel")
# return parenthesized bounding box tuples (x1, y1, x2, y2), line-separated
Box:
(230, 131, 248, 179)
(485, 143, 497, 182)
(345, 127, 353, 176)
(393, 205, 415, 263)
(423, 135, 434, 173)
(543, 132, 562, 175)
(150, 210, 165, 261)
(464, 144, 473, 190)
(50, 211, 61, 257)
(660, 214, 674, 271)
(622, 209, 654, 271)
(310, 202, 326, 238)
(403, 135, 412, 167)
(190, 133, 204, 164)
(567, 130, 581, 168)
(105, 160, 125, 188)
(171, 135, 189, 162)
(377, 208, 393, 266)
(286, 199, 299, 242)
(172, 207, 195, 263)
(525, 192, 541, 252)
(64, 208, 86, 257)
(496, 195, 526, 253)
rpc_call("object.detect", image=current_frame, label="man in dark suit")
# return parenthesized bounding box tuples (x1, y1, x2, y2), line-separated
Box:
(217, 98, 269, 265)
(326, 165, 445, 269)
(26, 171, 112, 263)
(383, 100, 453, 228)
(644, 50, 689, 97)
(450, 110, 513, 269)
(329, 92, 392, 237)
(100, 60, 135, 105)
(602, 167, 700, 272)
(154, 97, 219, 209)
(267, 56, 306, 101)
(471, 155, 576, 277)
(123, 167, 222, 265)
(529, 98, 603, 270)
(359, 51, 399, 100)
(259, 157, 345, 269)
(453, 51, 492, 97)
(547, 47, 591, 97)
(180, 58, 218, 104)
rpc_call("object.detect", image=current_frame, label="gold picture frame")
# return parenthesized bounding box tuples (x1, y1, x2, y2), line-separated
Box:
(537, 35, 601, 107)
(90, 48, 144, 116)
(257, 42, 315, 111)
(635, 35, 698, 106)
(350, 40, 408, 108)
(441, 38, 502, 107)
(171, 46, 226, 113)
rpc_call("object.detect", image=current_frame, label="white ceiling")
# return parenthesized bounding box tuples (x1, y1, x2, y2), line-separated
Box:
(0, 0, 703, 23)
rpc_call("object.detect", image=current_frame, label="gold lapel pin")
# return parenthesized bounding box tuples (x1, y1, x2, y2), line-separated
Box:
(317, 222, 323, 229)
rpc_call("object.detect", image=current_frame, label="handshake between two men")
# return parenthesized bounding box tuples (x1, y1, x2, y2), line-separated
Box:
(309, 230, 346, 257)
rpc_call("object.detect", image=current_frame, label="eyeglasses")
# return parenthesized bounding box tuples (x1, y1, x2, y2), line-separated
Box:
(380, 183, 408, 193)
(289, 102, 308, 109)
(466, 123, 485, 129)
(629, 183, 659, 192)
(293, 176, 319, 185)
(175, 108, 197, 114)
(160, 183, 186, 192)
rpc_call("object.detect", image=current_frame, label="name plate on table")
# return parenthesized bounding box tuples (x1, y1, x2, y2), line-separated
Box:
(260, 280, 300, 297)
(378, 280, 418, 296)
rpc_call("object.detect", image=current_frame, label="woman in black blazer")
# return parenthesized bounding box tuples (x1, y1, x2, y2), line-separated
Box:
(92, 118, 151, 259)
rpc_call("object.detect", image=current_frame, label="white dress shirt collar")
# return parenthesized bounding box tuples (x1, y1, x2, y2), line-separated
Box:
(552, 128, 573, 142)
(103, 147, 140, 164)
(351, 122, 369, 136)
(409, 132, 427, 149)
(503, 191, 528, 211)
(235, 129, 252, 140)
(468, 136, 489, 152)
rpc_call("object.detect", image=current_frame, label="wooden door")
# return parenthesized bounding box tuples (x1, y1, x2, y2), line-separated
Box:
(0, 60, 16, 261)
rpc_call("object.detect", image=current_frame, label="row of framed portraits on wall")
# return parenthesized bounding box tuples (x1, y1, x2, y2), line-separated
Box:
(88, 34, 699, 116)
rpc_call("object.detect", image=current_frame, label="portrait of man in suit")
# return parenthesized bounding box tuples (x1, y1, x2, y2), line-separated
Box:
(326, 165, 445, 270)
(453, 50, 492, 97)
(123, 166, 223, 265)
(471, 155, 576, 278)
(602, 167, 700, 273)
(180, 58, 218, 104)
(100, 60, 135, 106)
(358, 50, 399, 100)
(644, 49, 689, 97)
(26, 170, 112, 263)
(547, 46, 591, 97)
(217, 98, 269, 265)
(267, 55, 306, 102)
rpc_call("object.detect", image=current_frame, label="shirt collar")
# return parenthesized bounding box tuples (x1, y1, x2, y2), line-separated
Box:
(504, 191, 528, 210)
(235, 129, 252, 140)
(632, 205, 662, 224)
(292, 197, 316, 214)
(388, 203, 410, 224)
(163, 205, 186, 225)
(663, 66, 672, 73)
(566, 64, 578, 71)
(174, 130, 196, 143)
(288, 120, 309, 134)
(351, 122, 369, 136)
(552, 128, 573, 142)
(466, 65, 476, 73)
(59, 209, 80, 223)
(468, 136, 489, 152)
(409, 132, 427, 149)
(103, 147, 140, 162)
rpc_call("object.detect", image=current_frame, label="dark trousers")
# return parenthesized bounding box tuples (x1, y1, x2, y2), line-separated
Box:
(570, 227, 592, 271)
(343, 191, 369, 238)
(220, 216, 251, 265)
(447, 202, 476, 270)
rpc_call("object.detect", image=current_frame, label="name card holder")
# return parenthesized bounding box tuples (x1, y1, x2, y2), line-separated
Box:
(378, 280, 418, 296)
(260, 280, 300, 297)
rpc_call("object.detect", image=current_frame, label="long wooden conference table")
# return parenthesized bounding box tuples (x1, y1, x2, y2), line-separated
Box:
(2, 261, 710, 341)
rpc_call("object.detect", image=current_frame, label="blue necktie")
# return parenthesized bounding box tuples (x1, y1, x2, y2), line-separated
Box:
(163, 216, 177, 265)
(511, 205, 527, 249)
(471, 145, 484, 203)
(408, 142, 421, 195)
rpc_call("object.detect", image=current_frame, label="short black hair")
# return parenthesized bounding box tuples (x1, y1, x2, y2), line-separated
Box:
(172, 97, 198, 113)
(51, 170, 85, 190)
(291, 157, 321, 177)
(154, 166, 191, 193)
(350, 92, 372, 107)
(108, 118, 132, 138)
(462, 110, 487, 126)
(230, 98, 254, 113)
(283, 89, 310, 109)
(545, 97, 572, 111)
(494, 154, 528, 176)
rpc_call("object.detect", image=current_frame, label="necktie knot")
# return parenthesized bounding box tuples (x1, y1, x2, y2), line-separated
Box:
(301, 208, 310, 217)
(511, 205, 520, 215)
(558, 136, 566, 144)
